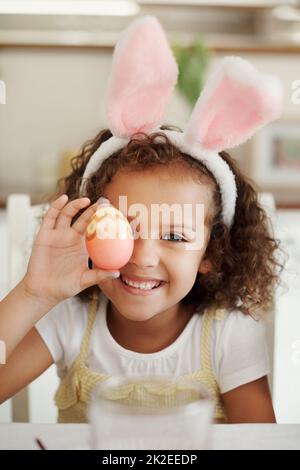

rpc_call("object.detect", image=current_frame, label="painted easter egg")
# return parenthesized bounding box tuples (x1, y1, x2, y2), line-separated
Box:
(85, 205, 134, 270)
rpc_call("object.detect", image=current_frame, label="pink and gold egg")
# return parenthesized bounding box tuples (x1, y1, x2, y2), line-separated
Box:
(85, 205, 134, 270)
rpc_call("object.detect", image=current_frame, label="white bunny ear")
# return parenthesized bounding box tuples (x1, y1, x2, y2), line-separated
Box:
(105, 16, 178, 139)
(183, 56, 283, 152)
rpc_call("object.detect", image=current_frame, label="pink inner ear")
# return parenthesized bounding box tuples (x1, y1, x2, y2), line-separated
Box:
(121, 86, 169, 134)
(195, 76, 275, 150)
(106, 17, 178, 138)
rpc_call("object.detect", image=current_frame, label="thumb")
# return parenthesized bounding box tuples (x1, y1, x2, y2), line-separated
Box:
(97, 196, 110, 207)
(80, 268, 120, 290)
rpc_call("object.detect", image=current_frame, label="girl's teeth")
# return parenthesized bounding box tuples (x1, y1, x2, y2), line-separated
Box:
(122, 276, 160, 290)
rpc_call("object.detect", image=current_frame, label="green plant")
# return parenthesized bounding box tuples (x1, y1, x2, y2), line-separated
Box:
(172, 37, 210, 107)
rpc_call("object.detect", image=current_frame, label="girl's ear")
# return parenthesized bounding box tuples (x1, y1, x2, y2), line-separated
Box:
(198, 258, 212, 274)
(183, 56, 283, 152)
(105, 16, 178, 139)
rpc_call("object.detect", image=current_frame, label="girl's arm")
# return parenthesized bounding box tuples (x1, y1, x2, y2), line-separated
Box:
(221, 376, 276, 423)
(0, 280, 54, 404)
(0, 326, 53, 404)
(0, 279, 56, 361)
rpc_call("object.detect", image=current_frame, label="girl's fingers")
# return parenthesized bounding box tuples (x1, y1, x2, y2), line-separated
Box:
(55, 198, 91, 229)
(40, 195, 69, 231)
(72, 197, 113, 235)
(71, 201, 99, 235)
(80, 268, 120, 291)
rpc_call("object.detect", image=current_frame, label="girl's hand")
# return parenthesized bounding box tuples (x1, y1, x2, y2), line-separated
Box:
(21, 195, 120, 307)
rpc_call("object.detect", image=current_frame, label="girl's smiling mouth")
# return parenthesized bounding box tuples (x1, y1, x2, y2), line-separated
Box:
(117, 274, 167, 296)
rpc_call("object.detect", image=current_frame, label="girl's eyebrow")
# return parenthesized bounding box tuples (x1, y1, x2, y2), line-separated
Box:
(126, 215, 196, 231)
(167, 225, 196, 233)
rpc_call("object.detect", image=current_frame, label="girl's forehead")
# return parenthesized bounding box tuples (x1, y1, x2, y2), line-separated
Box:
(103, 168, 213, 208)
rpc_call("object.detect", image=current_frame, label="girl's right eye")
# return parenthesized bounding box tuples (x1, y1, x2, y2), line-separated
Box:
(161, 232, 186, 243)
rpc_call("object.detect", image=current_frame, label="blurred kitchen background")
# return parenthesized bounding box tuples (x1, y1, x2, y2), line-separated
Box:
(0, 1, 299, 424)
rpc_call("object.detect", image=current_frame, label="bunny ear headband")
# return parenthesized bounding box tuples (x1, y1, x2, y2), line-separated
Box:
(79, 15, 283, 227)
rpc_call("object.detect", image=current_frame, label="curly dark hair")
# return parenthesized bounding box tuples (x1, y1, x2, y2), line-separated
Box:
(52, 125, 284, 317)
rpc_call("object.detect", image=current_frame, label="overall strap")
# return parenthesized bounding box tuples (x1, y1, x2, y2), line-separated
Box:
(200, 305, 226, 375)
(78, 292, 99, 362)
(200, 306, 215, 376)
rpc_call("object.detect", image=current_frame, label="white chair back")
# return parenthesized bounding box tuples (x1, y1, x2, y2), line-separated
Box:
(7, 194, 49, 290)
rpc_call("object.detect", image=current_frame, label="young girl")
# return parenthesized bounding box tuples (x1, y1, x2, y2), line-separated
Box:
(0, 16, 283, 424)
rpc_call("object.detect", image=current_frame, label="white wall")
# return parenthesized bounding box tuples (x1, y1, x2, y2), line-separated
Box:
(0, 46, 192, 200)
(0, 48, 112, 196)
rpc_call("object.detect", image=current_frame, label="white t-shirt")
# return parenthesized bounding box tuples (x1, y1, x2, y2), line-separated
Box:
(35, 292, 270, 394)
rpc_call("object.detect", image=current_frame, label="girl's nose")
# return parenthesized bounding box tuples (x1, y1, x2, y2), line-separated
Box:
(128, 238, 160, 268)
